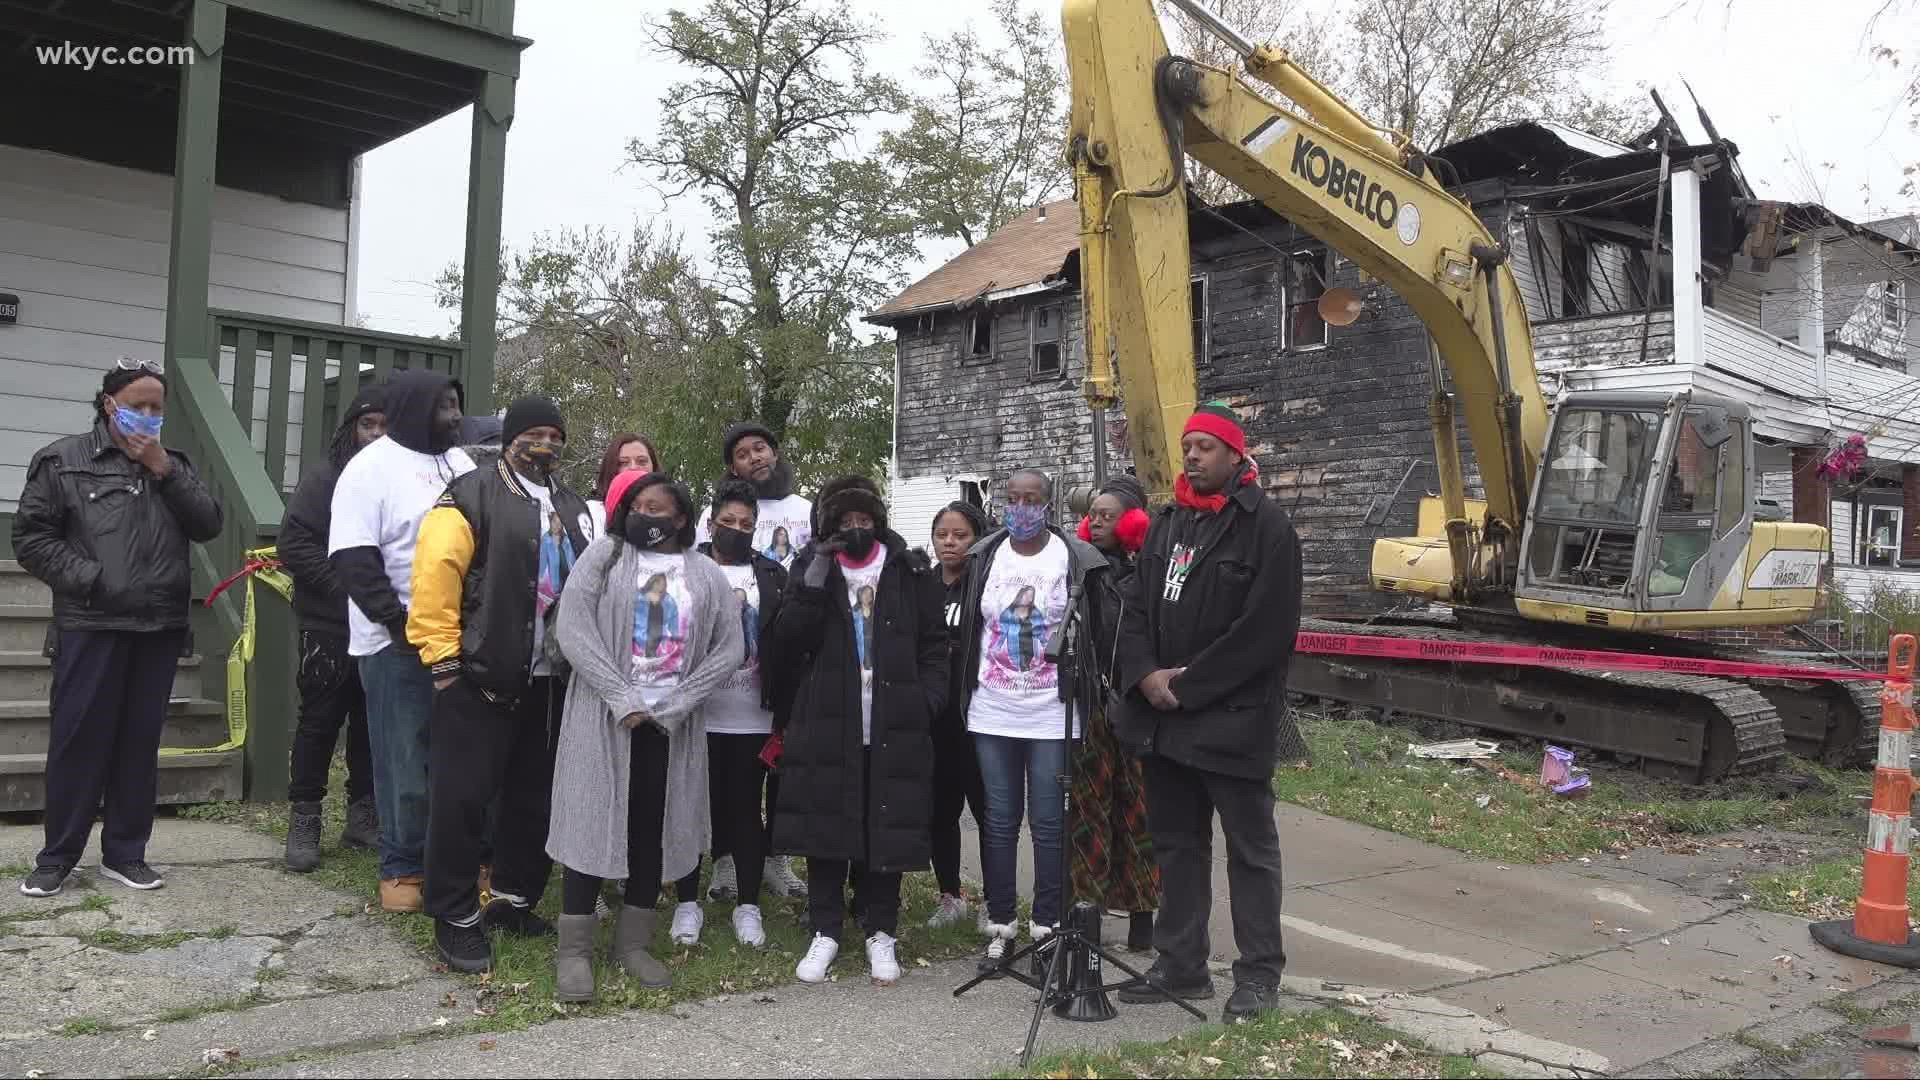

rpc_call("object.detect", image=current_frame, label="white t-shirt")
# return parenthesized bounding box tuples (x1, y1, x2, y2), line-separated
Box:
(706, 561, 771, 735)
(586, 499, 608, 542)
(967, 534, 1078, 740)
(631, 550, 697, 708)
(698, 494, 812, 569)
(329, 436, 475, 657)
(840, 551, 886, 745)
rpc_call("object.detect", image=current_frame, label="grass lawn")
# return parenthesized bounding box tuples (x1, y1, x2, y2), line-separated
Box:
(178, 770, 982, 1031)
(1006, 1008, 1501, 1079)
(1272, 708, 1870, 865)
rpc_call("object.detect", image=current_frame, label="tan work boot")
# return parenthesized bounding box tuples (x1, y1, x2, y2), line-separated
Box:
(613, 905, 671, 988)
(380, 875, 424, 913)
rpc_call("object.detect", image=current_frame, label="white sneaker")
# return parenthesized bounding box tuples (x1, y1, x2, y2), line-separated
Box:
(866, 931, 902, 985)
(977, 921, 1016, 974)
(927, 892, 972, 929)
(732, 904, 767, 948)
(669, 901, 704, 945)
(707, 855, 738, 901)
(796, 932, 839, 983)
(764, 855, 808, 898)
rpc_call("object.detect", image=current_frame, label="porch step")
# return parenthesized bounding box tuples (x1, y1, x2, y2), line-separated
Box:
(0, 749, 244, 813)
(0, 605, 54, 652)
(0, 651, 205, 701)
(0, 697, 230, 756)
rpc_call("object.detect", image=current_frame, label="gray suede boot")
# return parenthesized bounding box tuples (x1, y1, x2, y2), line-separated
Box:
(554, 914, 598, 1003)
(613, 905, 671, 988)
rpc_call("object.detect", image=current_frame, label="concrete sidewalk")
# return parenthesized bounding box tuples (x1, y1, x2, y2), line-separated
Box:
(1, 803, 1914, 1078)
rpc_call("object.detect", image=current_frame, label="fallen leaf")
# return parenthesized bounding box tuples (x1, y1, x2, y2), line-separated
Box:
(1456, 888, 1470, 895)
(915, 957, 931, 968)
(472, 1006, 496, 1018)
(1712, 975, 1743, 986)
(201, 1048, 239, 1065)
(508, 982, 531, 995)
(1328, 1038, 1356, 1062)
(1578, 857, 1592, 864)
(1382, 1041, 1404, 1055)
(478, 1039, 497, 1051)
(440, 991, 458, 1008)
(1661, 938, 1672, 946)
(1495, 865, 1510, 871)
(1615, 927, 1630, 934)
(141, 1028, 158, 1041)
(433, 1017, 450, 1028)
(1341, 992, 1371, 1006)
(552, 1003, 568, 1015)
(1200, 1056, 1224, 1067)
(754, 993, 778, 1003)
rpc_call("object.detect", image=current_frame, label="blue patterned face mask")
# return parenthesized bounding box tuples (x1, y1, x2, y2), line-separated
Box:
(113, 405, 164, 439)
(1004, 502, 1048, 542)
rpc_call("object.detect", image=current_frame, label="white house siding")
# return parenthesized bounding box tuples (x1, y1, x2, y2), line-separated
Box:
(0, 145, 349, 511)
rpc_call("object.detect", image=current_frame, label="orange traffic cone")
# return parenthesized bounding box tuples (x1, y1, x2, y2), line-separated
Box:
(1812, 634, 1920, 966)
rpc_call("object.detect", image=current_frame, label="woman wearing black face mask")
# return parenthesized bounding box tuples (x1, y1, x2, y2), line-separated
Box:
(544, 471, 743, 1002)
(765, 475, 947, 987)
(665, 479, 791, 948)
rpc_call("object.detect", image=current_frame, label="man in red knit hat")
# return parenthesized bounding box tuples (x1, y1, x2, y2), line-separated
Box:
(1112, 401, 1303, 1024)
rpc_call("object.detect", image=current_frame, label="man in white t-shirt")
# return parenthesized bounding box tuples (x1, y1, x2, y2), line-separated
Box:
(328, 369, 474, 914)
(693, 420, 812, 901)
(956, 468, 1110, 977)
(696, 422, 812, 570)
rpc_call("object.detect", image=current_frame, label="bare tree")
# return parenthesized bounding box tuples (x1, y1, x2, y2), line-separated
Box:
(885, 0, 1072, 247)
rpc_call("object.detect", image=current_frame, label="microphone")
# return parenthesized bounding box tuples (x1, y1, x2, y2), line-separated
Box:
(1044, 581, 1084, 665)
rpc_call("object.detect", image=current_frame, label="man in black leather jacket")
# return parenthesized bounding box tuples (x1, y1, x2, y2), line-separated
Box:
(12, 362, 223, 898)
(275, 384, 386, 872)
(407, 396, 590, 973)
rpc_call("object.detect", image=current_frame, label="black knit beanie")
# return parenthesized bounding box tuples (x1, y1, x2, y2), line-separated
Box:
(1100, 474, 1146, 510)
(502, 395, 566, 445)
(722, 421, 778, 465)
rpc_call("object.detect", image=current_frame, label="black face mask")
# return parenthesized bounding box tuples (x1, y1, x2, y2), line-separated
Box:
(712, 524, 754, 563)
(625, 512, 678, 550)
(838, 527, 877, 560)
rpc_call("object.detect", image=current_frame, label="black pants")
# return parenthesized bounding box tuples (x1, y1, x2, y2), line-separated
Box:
(675, 732, 769, 903)
(930, 718, 986, 896)
(1143, 754, 1286, 986)
(288, 629, 373, 805)
(38, 628, 185, 871)
(561, 725, 669, 915)
(806, 748, 901, 941)
(423, 677, 559, 921)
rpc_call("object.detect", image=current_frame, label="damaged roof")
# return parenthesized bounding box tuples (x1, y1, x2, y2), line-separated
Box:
(866, 199, 1079, 324)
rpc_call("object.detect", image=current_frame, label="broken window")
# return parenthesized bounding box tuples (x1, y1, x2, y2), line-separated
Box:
(967, 309, 994, 357)
(1286, 250, 1329, 349)
(1561, 231, 1594, 317)
(1190, 275, 1210, 367)
(1031, 304, 1063, 378)
(1885, 279, 1908, 327)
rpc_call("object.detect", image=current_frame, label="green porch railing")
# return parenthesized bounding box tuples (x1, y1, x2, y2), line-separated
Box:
(172, 312, 469, 800)
(210, 309, 468, 495)
(363, 0, 517, 37)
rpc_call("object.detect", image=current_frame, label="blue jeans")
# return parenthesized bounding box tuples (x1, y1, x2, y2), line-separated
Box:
(358, 644, 434, 880)
(974, 733, 1069, 928)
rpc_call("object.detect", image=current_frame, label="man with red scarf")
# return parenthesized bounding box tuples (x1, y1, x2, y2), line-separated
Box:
(1113, 401, 1302, 1025)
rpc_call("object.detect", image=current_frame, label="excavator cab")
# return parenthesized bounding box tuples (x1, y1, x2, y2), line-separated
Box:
(1512, 389, 1821, 629)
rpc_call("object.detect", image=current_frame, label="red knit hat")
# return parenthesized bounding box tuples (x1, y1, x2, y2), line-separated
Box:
(1183, 401, 1247, 457)
(604, 468, 651, 518)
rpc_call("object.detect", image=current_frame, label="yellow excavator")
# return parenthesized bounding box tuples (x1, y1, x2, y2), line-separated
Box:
(1062, 0, 1873, 781)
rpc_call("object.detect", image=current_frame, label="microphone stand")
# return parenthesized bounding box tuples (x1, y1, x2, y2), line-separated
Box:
(951, 578, 1206, 1067)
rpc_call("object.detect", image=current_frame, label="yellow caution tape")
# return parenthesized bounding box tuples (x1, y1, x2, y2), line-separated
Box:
(160, 546, 291, 757)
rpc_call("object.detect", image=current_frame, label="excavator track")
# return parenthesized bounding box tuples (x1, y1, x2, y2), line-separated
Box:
(1437, 608, 1880, 768)
(1289, 616, 1786, 783)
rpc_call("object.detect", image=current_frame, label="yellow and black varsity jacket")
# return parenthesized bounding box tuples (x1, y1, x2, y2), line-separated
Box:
(407, 456, 592, 695)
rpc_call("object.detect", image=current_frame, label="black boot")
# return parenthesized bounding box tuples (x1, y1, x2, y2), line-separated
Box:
(1127, 910, 1155, 952)
(482, 896, 555, 936)
(1223, 981, 1282, 1024)
(285, 802, 323, 873)
(341, 796, 380, 850)
(435, 918, 493, 974)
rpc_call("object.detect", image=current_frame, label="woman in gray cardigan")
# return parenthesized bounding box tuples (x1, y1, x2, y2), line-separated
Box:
(547, 472, 743, 1001)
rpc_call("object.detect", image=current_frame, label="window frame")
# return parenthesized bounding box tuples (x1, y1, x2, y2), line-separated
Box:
(1284, 249, 1330, 352)
(1884, 279, 1908, 327)
(1190, 274, 1210, 368)
(966, 308, 994, 359)
(1029, 302, 1065, 380)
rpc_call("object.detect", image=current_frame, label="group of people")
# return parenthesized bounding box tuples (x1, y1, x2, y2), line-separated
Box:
(12, 357, 1303, 1026)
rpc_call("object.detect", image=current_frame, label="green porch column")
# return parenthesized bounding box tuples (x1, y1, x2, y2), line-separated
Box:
(460, 72, 515, 415)
(165, 0, 226, 365)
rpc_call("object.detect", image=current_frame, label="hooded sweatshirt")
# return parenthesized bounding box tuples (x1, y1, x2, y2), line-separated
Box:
(279, 385, 386, 634)
(327, 370, 475, 658)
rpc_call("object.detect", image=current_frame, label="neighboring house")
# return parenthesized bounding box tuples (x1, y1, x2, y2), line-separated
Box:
(0, 0, 528, 806)
(868, 120, 1920, 625)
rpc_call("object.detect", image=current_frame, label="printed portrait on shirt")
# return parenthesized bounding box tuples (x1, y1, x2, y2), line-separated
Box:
(632, 568, 690, 676)
(981, 574, 1067, 692)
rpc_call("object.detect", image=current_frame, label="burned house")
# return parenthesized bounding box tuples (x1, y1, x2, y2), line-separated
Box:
(867, 120, 1920, 625)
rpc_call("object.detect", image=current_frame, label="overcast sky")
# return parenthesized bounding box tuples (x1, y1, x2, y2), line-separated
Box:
(351, 0, 1919, 339)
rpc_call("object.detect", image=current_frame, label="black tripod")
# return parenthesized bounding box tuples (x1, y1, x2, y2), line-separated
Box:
(952, 581, 1206, 1067)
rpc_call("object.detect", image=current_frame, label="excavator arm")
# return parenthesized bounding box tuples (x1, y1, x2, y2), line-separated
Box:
(1064, 0, 1548, 598)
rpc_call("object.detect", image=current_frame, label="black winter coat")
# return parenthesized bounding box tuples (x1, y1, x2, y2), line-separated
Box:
(12, 419, 224, 635)
(766, 531, 948, 872)
(1114, 481, 1303, 780)
(697, 543, 794, 730)
(278, 386, 385, 635)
